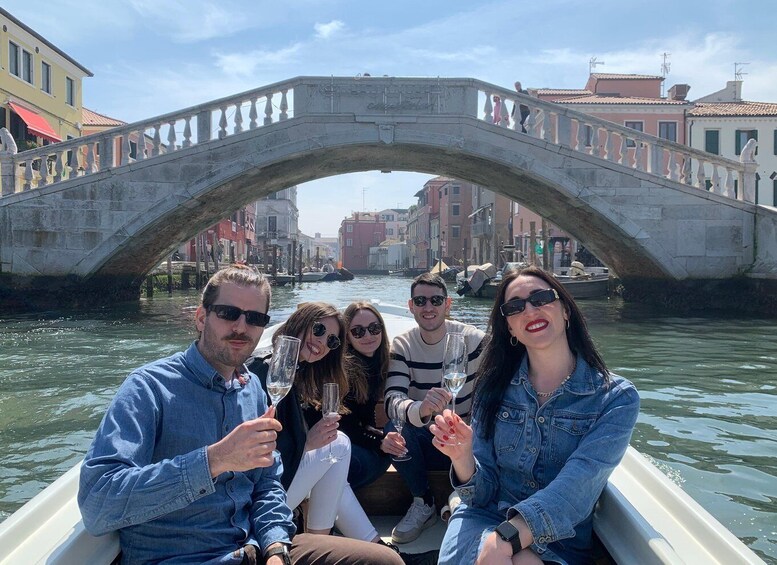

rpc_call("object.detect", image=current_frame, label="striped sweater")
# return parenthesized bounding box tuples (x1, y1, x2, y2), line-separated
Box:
(385, 320, 486, 428)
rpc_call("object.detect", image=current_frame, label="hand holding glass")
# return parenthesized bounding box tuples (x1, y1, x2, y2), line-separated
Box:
(266, 336, 301, 406)
(388, 403, 411, 461)
(442, 333, 467, 445)
(321, 383, 342, 463)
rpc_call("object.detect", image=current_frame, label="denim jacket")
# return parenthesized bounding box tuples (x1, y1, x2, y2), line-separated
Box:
(454, 353, 639, 559)
(78, 342, 294, 564)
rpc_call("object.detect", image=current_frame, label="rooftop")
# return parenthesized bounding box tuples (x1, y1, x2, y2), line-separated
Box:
(688, 101, 777, 117)
(590, 73, 664, 80)
(82, 107, 126, 127)
(555, 95, 688, 105)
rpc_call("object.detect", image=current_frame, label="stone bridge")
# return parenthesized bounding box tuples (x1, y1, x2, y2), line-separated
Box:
(1, 76, 776, 312)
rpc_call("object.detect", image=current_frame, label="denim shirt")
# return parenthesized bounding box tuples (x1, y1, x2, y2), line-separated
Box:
(454, 353, 639, 559)
(78, 342, 294, 565)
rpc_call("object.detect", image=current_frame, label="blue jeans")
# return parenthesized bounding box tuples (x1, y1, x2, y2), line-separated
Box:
(348, 444, 391, 490)
(384, 420, 450, 498)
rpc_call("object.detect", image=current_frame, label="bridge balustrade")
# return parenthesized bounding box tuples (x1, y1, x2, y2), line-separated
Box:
(0, 77, 757, 206)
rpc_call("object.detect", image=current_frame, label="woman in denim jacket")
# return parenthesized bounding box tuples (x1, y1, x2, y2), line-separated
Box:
(432, 266, 639, 565)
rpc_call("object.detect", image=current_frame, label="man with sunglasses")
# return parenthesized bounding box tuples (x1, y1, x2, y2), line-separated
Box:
(384, 273, 486, 544)
(79, 265, 402, 565)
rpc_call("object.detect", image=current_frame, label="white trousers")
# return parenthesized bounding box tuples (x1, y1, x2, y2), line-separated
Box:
(286, 431, 378, 542)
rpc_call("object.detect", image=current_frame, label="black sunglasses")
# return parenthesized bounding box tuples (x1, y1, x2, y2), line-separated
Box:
(500, 289, 560, 317)
(312, 321, 341, 350)
(208, 304, 270, 327)
(412, 295, 446, 307)
(349, 321, 383, 339)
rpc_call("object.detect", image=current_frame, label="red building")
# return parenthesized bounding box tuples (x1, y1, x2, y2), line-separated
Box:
(338, 212, 386, 271)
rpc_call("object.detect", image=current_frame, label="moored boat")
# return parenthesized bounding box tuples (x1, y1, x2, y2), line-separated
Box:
(0, 301, 765, 564)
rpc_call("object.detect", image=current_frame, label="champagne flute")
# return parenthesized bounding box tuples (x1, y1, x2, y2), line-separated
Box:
(266, 336, 301, 406)
(389, 402, 411, 461)
(442, 332, 467, 445)
(321, 382, 342, 463)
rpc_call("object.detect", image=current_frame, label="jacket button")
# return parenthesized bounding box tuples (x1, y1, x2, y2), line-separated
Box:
(199, 488, 206, 495)
(537, 416, 545, 424)
(501, 411, 509, 418)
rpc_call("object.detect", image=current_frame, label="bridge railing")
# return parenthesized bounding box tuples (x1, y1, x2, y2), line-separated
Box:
(0, 76, 757, 205)
(0, 76, 306, 197)
(474, 81, 757, 203)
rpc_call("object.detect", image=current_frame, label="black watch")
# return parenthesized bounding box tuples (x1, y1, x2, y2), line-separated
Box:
(264, 543, 291, 565)
(495, 520, 523, 555)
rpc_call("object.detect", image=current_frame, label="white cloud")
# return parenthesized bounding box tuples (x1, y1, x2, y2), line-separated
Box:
(314, 20, 345, 40)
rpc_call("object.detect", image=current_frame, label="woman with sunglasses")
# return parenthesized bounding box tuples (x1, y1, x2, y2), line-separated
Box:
(431, 266, 640, 565)
(249, 302, 392, 549)
(340, 302, 399, 490)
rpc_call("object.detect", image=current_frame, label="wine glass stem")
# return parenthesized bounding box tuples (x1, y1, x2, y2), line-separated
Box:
(451, 394, 456, 413)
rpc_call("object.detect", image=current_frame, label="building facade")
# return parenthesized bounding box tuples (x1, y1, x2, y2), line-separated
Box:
(0, 8, 92, 149)
(375, 208, 408, 241)
(338, 212, 386, 271)
(254, 186, 300, 271)
(469, 185, 512, 266)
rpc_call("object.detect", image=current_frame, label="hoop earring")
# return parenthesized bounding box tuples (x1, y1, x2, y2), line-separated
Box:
(566, 319, 570, 330)
(510, 336, 518, 347)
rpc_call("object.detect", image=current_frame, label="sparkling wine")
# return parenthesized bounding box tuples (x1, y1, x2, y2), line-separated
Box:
(444, 372, 466, 395)
(268, 384, 291, 404)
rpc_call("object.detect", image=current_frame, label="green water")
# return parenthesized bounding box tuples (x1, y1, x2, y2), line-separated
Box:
(0, 276, 775, 562)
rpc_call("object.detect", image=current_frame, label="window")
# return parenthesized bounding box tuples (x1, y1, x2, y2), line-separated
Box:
(452, 185, 460, 195)
(267, 191, 278, 199)
(774, 179, 777, 207)
(773, 130, 777, 155)
(66, 77, 75, 106)
(735, 129, 758, 155)
(452, 226, 460, 238)
(452, 203, 460, 216)
(22, 49, 33, 84)
(346, 224, 353, 233)
(705, 130, 720, 155)
(387, 228, 394, 235)
(9, 42, 20, 77)
(624, 121, 643, 147)
(444, 186, 448, 195)
(346, 238, 353, 247)
(658, 122, 677, 142)
(268, 216, 277, 235)
(583, 125, 593, 147)
(41, 61, 51, 94)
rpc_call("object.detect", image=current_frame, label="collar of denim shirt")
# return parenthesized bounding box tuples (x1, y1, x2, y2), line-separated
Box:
(514, 352, 599, 396)
(184, 342, 250, 391)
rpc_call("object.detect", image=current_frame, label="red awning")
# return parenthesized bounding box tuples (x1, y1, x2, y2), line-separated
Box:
(8, 102, 62, 143)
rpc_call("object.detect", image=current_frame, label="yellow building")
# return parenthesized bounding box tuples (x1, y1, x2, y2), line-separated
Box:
(0, 8, 92, 150)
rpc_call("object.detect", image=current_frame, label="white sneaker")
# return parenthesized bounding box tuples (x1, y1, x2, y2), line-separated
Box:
(391, 497, 437, 544)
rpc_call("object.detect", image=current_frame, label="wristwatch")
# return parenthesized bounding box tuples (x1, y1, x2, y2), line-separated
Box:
(495, 519, 523, 554)
(264, 543, 291, 565)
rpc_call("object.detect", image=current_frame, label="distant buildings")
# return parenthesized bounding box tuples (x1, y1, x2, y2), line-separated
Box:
(338, 212, 386, 271)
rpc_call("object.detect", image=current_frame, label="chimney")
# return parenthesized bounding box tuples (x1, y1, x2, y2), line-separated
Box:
(668, 84, 690, 101)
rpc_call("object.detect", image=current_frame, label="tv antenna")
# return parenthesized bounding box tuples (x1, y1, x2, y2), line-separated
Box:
(589, 57, 605, 74)
(362, 187, 368, 211)
(734, 62, 749, 81)
(660, 52, 671, 97)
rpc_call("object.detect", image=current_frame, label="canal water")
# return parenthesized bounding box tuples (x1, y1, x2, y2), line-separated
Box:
(0, 275, 775, 563)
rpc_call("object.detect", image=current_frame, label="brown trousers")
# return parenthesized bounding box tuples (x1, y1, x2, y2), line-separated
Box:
(243, 534, 404, 565)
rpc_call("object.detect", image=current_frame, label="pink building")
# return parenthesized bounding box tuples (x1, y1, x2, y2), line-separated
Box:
(338, 212, 386, 271)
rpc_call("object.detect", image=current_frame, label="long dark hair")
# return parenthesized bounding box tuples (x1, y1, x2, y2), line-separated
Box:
(343, 301, 389, 403)
(274, 302, 350, 409)
(473, 265, 609, 439)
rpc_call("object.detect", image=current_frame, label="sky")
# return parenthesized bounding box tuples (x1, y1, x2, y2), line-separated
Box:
(7, 0, 777, 236)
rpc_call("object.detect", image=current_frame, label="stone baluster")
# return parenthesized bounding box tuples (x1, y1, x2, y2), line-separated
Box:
(234, 103, 244, 134)
(511, 99, 521, 132)
(603, 130, 614, 161)
(524, 109, 537, 137)
(98, 134, 113, 170)
(122, 135, 132, 164)
(54, 150, 65, 183)
(152, 125, 162, 157)
(696, 161, 706, 189)
(542, 111, 553, 143)
(218, 107, 228, 139)
(710, 165, 721, 194)
(556, 114, 571, 148)
(85, 142, 97, 172)
(197, 110, 211, 144)
(724, 168, 736, 199)
(183, 117, 192, 148)
(135, 130, 145, 161)
(167, 122, 177, 152)
(23, 159, 34, 190)
(483, 94, 493, 123)
(0, 152, 15, 196)
(280, 90, 288, 120)
(37, 155, 49, 186)
(618, 135, 628, 165)
(264, 95, 274, 125)
(681, 155, 692, 184)
(590, 126, 600, 157)
(69, 145, 80, 177)
(667, 151, 678, 181)
(499, 98, 509, 127)
(249, 97, 259, 130)
(575, 121, 586, 152)
(634, 142, 645, 172)
(648, 143, 661, 175)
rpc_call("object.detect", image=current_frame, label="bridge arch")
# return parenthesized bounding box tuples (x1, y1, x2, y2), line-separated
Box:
(1, 76, 776, 311)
